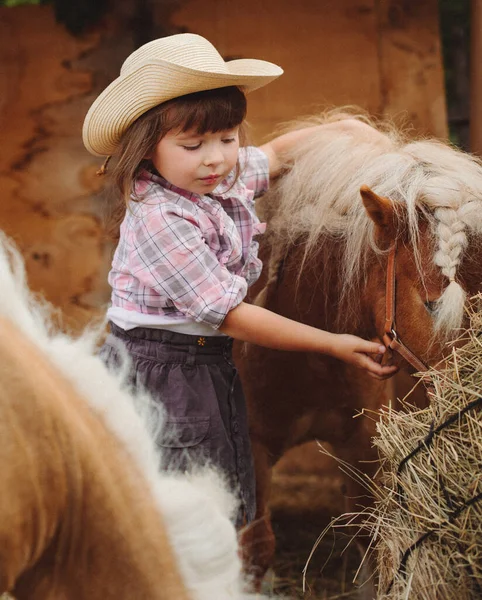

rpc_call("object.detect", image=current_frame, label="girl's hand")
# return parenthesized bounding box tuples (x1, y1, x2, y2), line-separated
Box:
(329, 334, 398, 380)
(260, 119, 390, 179)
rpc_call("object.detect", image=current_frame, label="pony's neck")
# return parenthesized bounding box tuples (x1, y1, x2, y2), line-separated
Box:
(266, 239, 374, 337)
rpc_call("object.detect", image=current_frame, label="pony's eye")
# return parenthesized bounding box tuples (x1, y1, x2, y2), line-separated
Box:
(424, 300, 438, 314)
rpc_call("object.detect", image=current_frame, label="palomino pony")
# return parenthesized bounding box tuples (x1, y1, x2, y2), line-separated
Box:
(238, 112, 482, 581)
(0, 236, 267, 600)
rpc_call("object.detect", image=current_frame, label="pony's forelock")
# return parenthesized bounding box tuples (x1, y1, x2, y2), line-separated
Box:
(265, 111, 482, 338)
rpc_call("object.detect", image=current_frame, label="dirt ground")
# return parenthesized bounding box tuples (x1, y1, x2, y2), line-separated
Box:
(265, 442, 372, 599)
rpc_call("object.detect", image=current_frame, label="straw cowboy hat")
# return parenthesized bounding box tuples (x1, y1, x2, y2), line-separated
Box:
(83, 33, 283, 157)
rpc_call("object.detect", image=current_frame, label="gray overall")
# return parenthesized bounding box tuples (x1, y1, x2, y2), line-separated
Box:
(101, 322, 256, 525)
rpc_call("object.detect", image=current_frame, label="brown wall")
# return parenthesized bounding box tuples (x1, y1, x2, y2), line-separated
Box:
(0, 0, 447, 330)
(170, 0, 447, 143)
(0, 7, 108, 331)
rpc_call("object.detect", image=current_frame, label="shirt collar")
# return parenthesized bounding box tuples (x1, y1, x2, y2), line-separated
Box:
(139, 169, 201, 201)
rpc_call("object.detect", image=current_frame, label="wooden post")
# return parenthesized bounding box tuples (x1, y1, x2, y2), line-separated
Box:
(471, 0, 482, 154)
(377, 0, 448, 139)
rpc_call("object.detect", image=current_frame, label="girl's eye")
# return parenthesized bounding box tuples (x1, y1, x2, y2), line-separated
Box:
(222, 138, 236, 144)
(182, 143, 201, 151)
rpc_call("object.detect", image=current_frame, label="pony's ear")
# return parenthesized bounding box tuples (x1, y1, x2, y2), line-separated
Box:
(359, 185, 395, 230)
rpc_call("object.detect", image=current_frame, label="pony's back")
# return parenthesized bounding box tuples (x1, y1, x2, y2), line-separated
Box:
(0, 313, 193, 599)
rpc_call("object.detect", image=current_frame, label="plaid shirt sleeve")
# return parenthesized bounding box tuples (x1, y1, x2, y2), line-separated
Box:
(239, 146, 270, 199)
(132, 204, 248, 328)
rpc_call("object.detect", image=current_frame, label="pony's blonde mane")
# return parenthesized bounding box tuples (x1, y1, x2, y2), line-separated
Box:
(265, 110, 482, 336)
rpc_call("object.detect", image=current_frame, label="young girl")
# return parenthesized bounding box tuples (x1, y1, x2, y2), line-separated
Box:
(83, 33, 397, 525)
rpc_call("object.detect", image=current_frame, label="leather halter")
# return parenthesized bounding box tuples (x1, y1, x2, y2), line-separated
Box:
(383, 243, 429, 373)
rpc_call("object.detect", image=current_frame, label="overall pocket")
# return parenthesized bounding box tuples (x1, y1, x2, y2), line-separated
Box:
(159, 416, 210, 448)
(157, 415, 211, 471)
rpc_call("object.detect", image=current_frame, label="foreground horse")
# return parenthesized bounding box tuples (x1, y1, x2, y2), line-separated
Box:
(238, 112, 482, 580)
(0, 238, 263, 600)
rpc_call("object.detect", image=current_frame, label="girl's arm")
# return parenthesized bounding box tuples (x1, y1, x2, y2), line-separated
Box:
(259, 119, 390, 178)
(219, 302, 398, 380)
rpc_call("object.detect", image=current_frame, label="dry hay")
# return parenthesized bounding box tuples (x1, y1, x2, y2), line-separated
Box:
(369, 300, 482, 599)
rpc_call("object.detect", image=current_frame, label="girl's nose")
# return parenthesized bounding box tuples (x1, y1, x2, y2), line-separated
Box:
(203, 145, 224, 166)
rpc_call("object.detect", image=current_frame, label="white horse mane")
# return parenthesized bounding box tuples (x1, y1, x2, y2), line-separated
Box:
(0, 234, 263, 600)
(265, 111, 482, 336)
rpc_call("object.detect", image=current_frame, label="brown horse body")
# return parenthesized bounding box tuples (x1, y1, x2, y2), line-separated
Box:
(0, 315, 190, 600)
(238, 114, 482, 579)
(239, 236, 402, 579)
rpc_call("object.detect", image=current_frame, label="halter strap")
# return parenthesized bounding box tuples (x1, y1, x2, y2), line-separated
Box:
(383, 243, 429, 373)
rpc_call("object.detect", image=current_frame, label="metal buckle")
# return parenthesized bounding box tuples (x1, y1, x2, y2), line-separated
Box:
(390, 327, 400, 343)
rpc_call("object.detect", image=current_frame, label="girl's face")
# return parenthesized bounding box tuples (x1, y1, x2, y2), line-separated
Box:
(151, 126, 240, 195)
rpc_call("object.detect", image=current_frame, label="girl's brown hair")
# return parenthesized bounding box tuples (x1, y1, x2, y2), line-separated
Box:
(104, 86, 247, 238)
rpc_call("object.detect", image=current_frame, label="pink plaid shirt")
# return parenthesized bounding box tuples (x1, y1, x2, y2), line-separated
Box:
(108, 146, 269, 329)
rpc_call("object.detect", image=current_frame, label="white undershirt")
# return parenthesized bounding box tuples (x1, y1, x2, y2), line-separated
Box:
(107, 306, 227, 337)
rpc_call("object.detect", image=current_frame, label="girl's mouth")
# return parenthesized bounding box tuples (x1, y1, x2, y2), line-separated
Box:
(200, 175, 220, 184)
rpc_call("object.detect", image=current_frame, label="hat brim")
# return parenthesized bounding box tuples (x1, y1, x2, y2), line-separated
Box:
(83, 58, 283, 156)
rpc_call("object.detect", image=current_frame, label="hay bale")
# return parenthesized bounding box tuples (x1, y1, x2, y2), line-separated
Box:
(370, 306, 482, 599)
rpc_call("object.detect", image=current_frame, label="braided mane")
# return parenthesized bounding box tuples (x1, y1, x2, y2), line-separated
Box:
(261, 111, 482, 336)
